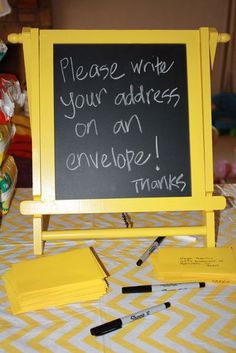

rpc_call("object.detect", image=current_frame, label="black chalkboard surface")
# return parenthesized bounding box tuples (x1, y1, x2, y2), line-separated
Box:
(54, 44, 191, 200)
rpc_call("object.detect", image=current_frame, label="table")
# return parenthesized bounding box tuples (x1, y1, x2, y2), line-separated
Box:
(0, 187, 236, 353)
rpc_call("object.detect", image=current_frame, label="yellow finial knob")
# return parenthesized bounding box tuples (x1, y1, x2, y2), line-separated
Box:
(218, 33, 231, 43)
(8, 33, 23, 44)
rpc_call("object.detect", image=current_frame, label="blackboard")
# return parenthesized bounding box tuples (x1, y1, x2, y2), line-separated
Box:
(54, 44, 191, 200)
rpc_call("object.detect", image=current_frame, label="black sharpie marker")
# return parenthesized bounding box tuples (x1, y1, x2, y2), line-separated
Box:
(90, 302, 170, 336)
(136, 236, 165, 266)
(122, 282, 205, 293)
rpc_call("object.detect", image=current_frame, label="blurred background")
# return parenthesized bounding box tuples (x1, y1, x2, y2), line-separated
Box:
(0, 0, 236, 188)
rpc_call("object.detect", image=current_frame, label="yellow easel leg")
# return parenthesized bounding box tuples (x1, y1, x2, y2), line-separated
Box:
(33, 215, 44, 255)
(204, 211, 215, 247)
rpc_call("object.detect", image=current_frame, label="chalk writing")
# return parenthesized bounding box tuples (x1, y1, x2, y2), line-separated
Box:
(74, 119, 98, 137)
(130, 57, 175, 75)
(60, 57, 126, 83)
(131, 174, 186, 194)
(59, 88, 108, 119)
(66, 147, 151, 172)
(54, 43, 191, 199)
(114, 85, 180, 108)
(113, 114, 143, 135)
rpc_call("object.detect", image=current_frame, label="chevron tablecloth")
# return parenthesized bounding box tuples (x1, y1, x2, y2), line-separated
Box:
(0, 186, 236, 353)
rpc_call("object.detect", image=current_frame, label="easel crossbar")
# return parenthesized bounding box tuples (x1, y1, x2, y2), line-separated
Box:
(21, 195, 225, 215)
(42, 226, 206, 241)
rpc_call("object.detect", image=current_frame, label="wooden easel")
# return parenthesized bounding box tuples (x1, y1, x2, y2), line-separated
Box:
(9, 28, 229, 254)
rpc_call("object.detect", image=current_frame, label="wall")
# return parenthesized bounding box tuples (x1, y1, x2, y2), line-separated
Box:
(51, 0, 231, 94)
(0, 0, 52, 84)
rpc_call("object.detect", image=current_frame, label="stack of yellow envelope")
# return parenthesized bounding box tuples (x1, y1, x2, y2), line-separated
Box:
(2, 247, 108, 314)
(151, 247, 236, 285)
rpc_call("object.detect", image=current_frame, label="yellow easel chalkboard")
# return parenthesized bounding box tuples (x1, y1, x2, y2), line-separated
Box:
(8, 28, 229, 254)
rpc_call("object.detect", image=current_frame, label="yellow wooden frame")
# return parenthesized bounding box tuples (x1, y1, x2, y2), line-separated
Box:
(8, 28, 229, 254)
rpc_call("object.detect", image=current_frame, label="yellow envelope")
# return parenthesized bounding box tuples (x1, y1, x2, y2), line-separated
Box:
(2, 247, 108, 314)
(151, 247, 236, 283)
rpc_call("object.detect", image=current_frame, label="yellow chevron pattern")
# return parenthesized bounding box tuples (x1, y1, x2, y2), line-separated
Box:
(0, 187, 236, 352)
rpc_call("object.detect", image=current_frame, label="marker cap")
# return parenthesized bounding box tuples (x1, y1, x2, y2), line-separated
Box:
(90, 318, 122, 336)
(122, 285, 152, 293)
(136, 259, 143, 266)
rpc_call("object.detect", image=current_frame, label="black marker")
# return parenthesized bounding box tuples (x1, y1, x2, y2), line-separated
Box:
(136, 236, 165, 266)
(90, 302, 170, 336)
(122, 282, 206, 293)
